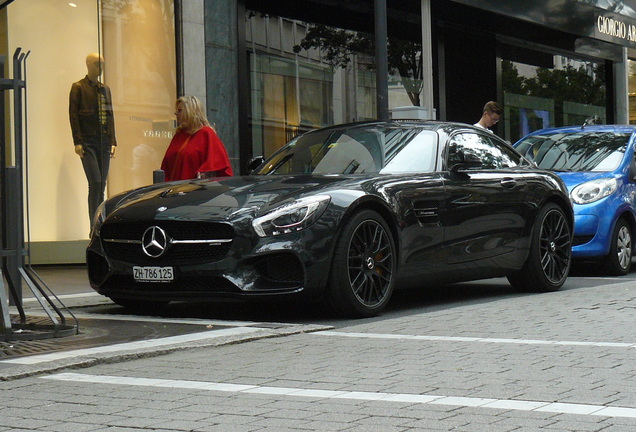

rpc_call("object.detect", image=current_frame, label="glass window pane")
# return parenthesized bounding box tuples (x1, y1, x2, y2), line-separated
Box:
(1, 0, 175, 247)
(102, 0, 176, 194)
(502, 54, 606, 143)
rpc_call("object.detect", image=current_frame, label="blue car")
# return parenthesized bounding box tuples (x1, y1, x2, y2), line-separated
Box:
(515, 125, 636, 275)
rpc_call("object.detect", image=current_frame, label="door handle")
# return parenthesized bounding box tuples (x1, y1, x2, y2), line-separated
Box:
(500, 178, 517, 188)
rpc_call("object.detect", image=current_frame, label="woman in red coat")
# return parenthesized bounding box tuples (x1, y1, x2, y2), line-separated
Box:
(161, 96, 233, 181)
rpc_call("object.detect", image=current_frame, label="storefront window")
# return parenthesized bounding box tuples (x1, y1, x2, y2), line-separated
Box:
(628, 59, 636, 124)
(1, 0, 175, 258)
(246, 11, 422, 158)
(502, 52, 606, 143)
(101, 1, 176, 193)
(249, 53, 333, 158)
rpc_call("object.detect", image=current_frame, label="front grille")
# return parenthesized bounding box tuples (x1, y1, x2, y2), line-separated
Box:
(100, 221, 235, 265)
(87, 250, 109, 285)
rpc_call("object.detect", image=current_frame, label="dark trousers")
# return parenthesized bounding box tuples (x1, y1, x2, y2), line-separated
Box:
(81, 139, 111, 225)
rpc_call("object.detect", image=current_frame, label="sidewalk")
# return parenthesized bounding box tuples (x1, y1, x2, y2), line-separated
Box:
(1, 265, 331, 381)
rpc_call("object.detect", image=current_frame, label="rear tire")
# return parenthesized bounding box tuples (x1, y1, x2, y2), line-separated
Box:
(602, 218, 632, 276)
(325, 210, 396, 318)
(508, 203, 571, 292)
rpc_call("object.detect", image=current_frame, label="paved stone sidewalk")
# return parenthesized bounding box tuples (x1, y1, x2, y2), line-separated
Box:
(0, 278, 634, 431)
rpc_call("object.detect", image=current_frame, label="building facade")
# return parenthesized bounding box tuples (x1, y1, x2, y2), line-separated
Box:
(1, 0, 636, 263)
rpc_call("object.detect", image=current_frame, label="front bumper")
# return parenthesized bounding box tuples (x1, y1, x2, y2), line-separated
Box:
(86, 223, 334, 303)
(572, 208, 624, 258)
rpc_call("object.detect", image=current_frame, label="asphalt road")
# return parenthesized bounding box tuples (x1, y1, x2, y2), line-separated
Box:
(1, 263, 635, 431)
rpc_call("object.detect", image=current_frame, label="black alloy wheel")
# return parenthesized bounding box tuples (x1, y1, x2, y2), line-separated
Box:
(326, 210, 396, 317)
(508, 203, 572, 292)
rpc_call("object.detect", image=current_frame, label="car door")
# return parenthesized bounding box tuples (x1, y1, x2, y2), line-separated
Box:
(371, 128, 448, 284)
(441, 131, 530, 273)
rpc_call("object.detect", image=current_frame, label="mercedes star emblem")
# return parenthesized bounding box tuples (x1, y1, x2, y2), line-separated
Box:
(141, 226, 168, 258)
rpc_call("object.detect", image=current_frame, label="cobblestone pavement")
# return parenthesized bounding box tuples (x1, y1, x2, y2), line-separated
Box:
(0, 270, 635, 431)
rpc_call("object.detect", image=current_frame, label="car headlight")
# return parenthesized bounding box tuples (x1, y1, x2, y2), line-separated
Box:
(252, 195, 331, 237)
(570, 178, 617, 204)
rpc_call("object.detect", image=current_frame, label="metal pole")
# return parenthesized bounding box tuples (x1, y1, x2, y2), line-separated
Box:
(0, 48, 78, 340)
(10, 49, 26, 304)
(374, 0, 389, 120)
(614, 47, 629, 124)
(421, 0, 435, 119)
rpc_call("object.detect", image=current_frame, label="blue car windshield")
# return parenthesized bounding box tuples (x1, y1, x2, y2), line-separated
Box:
(516, 132, 630, 172)
(256, 125, 438, 175)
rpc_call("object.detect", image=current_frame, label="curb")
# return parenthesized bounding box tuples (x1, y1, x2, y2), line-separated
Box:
(0, 323, 333, 381)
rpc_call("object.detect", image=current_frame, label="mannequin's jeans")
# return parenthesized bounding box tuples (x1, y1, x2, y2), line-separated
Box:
(81, 138, 111, 226)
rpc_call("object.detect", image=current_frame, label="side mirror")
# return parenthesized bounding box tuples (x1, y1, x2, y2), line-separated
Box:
(247, 156, 265, 174)
(450, 151, 482, 173)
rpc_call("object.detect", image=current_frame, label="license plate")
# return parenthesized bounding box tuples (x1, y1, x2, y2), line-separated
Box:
(133, 266, 174, 282)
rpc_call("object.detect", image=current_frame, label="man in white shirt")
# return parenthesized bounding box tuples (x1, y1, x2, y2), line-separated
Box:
(473, 101, 502, 133)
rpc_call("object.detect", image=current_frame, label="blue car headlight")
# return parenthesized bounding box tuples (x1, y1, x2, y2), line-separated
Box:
(570, 178, 617, 205)
(252, 195, 331, 237)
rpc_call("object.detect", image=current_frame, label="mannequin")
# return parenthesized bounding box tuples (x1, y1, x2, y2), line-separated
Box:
(69, 53, 117, 226)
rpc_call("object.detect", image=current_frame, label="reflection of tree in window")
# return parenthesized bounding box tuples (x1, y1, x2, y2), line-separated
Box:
(448, 133, 519, 169)
(525, 133, 628, 172)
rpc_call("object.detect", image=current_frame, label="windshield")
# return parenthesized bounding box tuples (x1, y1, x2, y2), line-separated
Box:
(516, 132, 630, 172)
(256, 125, 438, 175)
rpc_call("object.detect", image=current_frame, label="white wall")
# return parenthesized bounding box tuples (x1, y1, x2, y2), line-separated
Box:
(6, 0, 176, 253)
(8, 0, 98, 241)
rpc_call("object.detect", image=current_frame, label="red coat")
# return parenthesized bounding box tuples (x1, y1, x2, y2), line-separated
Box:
(161, 126, 233, 181)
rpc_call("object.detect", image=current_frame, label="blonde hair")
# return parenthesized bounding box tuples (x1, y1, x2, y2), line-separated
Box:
(176, 95, 210, 135)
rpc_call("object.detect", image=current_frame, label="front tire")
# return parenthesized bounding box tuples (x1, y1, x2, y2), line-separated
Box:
(602, 218, 632, 276)
(508, 203, 571, 292)
(325, 210, 396, 318)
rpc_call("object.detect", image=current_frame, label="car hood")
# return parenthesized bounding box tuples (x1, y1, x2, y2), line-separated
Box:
(555, 171, 617, 192)
(107, 175, 360, 222)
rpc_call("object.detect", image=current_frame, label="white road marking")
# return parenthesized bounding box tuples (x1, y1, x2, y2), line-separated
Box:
(21, 292, 102, 302)
(42, 372, 636, 419)
(314, 331, 636, 348)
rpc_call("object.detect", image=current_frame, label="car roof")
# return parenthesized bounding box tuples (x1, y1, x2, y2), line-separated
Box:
(301, 120, 487, 135)
(521, 124, 636, 138)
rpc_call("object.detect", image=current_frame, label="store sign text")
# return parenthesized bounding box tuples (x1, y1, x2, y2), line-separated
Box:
(143, 130, 173, 138)
(597, 15, 636, 42)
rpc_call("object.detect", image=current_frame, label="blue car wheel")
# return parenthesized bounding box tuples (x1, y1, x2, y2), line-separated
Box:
(602, 218, 632, 275)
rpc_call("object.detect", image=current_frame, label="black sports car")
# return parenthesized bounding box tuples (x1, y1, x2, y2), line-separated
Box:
(87, 121, 573, 317)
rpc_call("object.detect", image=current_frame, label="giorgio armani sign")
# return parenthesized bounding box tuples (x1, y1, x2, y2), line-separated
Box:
(595, 12, 636, 47)
(451, 0, 636, 48)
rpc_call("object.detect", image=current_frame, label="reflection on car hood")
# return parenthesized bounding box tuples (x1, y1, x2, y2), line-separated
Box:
(110, 175, 356, 221)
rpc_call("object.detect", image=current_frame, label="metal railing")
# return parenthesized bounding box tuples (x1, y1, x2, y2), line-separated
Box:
(0, 48, 78, 341)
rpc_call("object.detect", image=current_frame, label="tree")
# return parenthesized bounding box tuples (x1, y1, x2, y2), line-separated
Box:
(522, 64, 606, 124)
(294, 24, 423, 106)
(502, 60, 524, 95)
